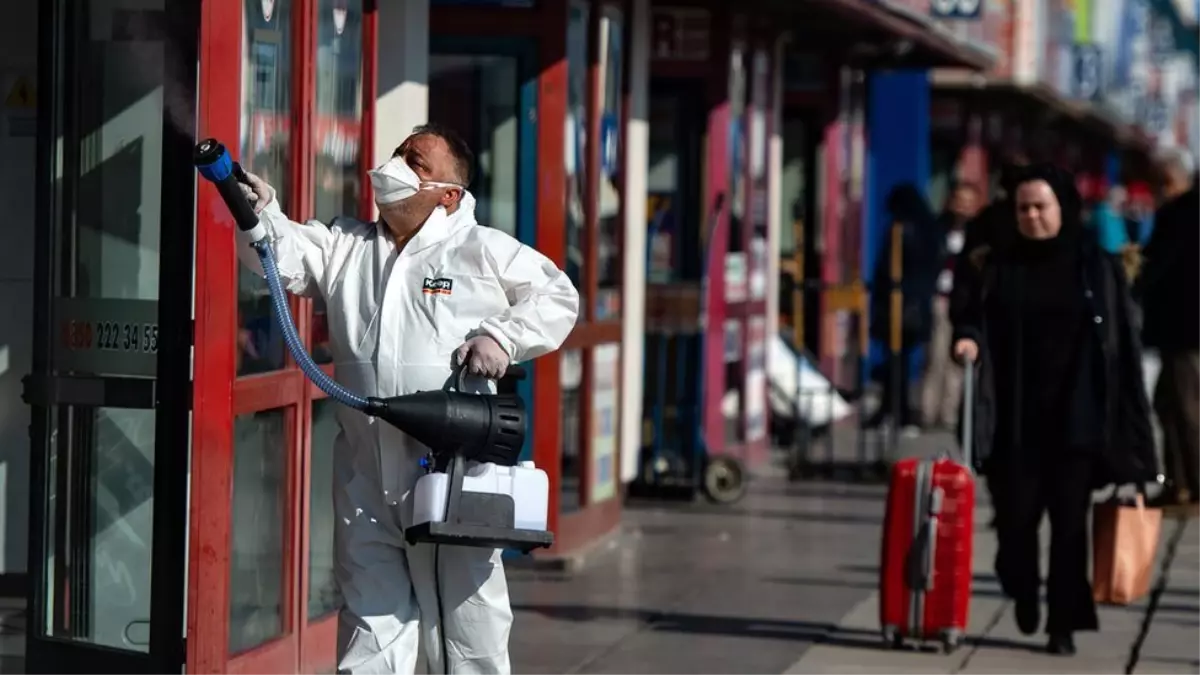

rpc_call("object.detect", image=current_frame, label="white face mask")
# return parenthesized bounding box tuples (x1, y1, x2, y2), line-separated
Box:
(368, 156, 459, 206)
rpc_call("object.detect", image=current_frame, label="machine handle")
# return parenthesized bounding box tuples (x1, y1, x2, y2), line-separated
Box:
(453, 364, 527, 392)
(194, 138, 261, 233)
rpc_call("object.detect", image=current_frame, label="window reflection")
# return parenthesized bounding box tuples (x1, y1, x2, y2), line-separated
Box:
(595, 8, 624, 320)
(311, 0, 363, 365)
(727, 46, 747, 256)
(429, 53, 521, 237)
(238, 0, 292, 375)
(309, 399, 342, 618)
(313, 0, 363, 223)
(560, 348, 584, 513)
(565, 1, 589, 315)
(229, 410, 287, 654)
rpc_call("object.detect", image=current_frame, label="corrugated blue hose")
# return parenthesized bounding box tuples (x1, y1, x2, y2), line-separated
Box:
(253, 239, 369, 410)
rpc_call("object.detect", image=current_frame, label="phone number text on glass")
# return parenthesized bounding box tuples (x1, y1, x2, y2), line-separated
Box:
(61, 320, 160, 354)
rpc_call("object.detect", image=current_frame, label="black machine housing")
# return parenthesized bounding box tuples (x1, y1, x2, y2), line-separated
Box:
(365, 367, 554, 552)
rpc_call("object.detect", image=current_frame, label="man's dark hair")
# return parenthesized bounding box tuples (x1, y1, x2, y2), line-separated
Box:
(404, 123, 474, 186)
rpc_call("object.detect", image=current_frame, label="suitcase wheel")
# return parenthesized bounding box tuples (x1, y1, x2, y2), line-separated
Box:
(702, 455, 747, 504)
(881, 627, 904, 650)
(940, 631, 963, 654)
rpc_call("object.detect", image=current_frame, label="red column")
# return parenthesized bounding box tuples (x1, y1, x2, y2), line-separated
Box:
(958, 112, 989, 194)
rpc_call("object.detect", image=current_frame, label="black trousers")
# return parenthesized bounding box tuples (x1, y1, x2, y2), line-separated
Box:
(1155, 350, 1200, 498)
(993, 453, 1100, 635)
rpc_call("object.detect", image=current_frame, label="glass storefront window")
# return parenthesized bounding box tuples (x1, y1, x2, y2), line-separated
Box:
(309, 399, 342, 619)
(311, 0, 363, 365)
(748, 49, 770, 303)
(43, 408, 157, 651)
(239, 0, 293, 376)
(559, 348, 584, 512)
(727, 45, 747, 256)
(595, 7, 624, 320)
(229, 409, 288, 654)
(565, 0, 589, 315)
(429, 53, 521, 238)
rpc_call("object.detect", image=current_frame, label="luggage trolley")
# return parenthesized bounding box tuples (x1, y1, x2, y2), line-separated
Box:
(633, 196, 746, 504)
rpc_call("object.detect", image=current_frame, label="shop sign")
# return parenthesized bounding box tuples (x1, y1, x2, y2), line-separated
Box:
(930, 0, 982, 19)
(723, 319, 743, 364)
(651, 7, 710, 62)
(589, 344, 620, 504)
(724, 252, 747, 303)
(1072, 43, 1103, 101)
(600, 113, 619, 178)
(54, 298, 159, 377)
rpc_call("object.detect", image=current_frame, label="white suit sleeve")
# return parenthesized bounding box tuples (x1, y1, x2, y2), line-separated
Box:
(477, 244, 580, 363)
(235, 196, 334, 299)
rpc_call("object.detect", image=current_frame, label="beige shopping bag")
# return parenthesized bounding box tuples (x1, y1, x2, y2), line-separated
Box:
(1092, 494, 1163, 605)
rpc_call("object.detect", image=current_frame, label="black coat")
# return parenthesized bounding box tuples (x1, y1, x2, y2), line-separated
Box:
(950, 236, 1158, 488)
(1137, 184, 1199, 351)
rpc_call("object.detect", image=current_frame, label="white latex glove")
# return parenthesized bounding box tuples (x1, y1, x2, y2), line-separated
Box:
(237, 171, 275, 214)
(456, 335, 511, 380)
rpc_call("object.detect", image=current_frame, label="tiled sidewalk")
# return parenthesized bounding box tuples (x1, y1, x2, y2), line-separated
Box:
(508, 432, 1199, 674)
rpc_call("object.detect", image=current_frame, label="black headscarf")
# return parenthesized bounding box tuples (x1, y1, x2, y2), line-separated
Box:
(1009, 163, 1084, 255)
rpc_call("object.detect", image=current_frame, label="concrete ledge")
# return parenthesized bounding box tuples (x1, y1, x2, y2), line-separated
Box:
(505, 527, 624, 574)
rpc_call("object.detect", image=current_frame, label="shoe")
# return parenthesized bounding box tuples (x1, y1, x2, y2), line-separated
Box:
(1046, 633, 1076, 656)
(1015, 598, 1040, 636)
(901, 425, 922, 439)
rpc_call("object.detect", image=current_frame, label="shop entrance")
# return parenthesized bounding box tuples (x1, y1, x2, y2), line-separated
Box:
(427, 36, 539, 447)
(23, 0, 198, 671)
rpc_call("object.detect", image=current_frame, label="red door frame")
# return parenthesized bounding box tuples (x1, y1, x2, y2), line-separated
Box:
(190, 0, 377, 672)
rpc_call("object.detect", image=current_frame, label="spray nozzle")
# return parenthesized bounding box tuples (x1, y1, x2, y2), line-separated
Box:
(194, 137, 261, 234)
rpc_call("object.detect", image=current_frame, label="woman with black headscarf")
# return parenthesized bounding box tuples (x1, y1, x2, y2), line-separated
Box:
(950, 164, 1157, 655)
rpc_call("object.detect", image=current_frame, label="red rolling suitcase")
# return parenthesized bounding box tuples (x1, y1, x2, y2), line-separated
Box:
(879, 363, 976, 652)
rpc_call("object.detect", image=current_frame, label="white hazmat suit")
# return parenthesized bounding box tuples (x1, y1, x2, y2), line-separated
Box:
(236, 158, 579, 674)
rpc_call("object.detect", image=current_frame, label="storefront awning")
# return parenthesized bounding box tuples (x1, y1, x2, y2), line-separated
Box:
(773, 0, 996, 71)
(930, 70, 1154, 155)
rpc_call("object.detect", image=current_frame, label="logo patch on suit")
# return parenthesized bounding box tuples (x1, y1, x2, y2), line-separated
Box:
(422, 277, 453, 296)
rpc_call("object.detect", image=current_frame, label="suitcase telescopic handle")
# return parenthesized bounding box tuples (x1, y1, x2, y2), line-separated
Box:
(961, 359, 975, 473)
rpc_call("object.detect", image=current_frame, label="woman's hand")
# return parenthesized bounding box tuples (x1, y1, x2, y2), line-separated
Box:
(954, 338, 979, 364)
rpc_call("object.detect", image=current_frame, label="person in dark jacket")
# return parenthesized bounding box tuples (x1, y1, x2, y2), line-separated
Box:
(1137, 149, 1199, 508)
(867, 183, 942, 431)
(950, 164, 1157, 656)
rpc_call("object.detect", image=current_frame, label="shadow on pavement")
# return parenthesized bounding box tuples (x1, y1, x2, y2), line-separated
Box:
(839, 563, 1001, 586)
(511, 603, 887, 645)
(511, 603, 1054, 656)
(627, 503, 885, 527)
(747, 483, 888, 502)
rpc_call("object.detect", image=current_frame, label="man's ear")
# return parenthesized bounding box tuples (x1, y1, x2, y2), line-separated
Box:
(441, 187, 463, 208)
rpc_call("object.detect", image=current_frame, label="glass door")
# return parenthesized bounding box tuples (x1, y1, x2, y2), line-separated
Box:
(24, 0, 198, 671)
(428, 36, 539, 459)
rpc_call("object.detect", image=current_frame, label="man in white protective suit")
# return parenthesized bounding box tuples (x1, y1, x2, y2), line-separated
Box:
(236, 123, 580, 675)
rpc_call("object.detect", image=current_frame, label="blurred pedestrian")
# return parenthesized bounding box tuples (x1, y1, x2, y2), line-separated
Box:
(1138, 148, 1199, 509)
(1092, 184, 1132, 255)
(920, 181, 980, 429)
(951, 164, 1156, 656)
(867, 183, 941, 434)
